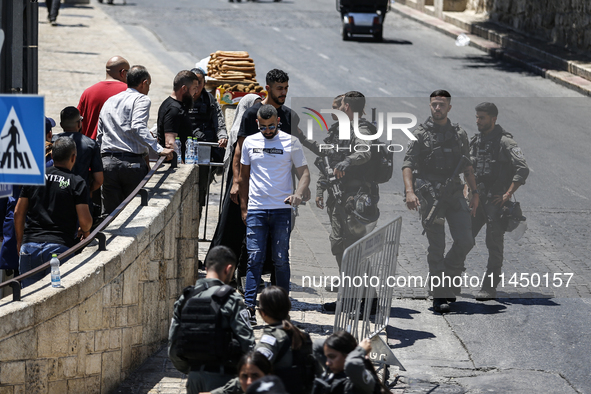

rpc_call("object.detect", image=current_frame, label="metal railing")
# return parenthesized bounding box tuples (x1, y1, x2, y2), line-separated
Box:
(0, 154, 177, 302)
(333, 216, 405, 372)
(334, 216, 402, 339)
(196, 142, 225, 242)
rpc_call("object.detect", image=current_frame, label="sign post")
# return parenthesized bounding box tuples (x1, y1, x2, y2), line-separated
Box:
(0, 95, 45, 185)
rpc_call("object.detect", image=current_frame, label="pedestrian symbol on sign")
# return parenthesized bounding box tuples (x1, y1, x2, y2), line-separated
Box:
(0, 107, 41, 175)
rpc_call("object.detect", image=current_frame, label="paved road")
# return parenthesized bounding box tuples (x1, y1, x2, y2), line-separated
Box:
(102, 1, 591, 392)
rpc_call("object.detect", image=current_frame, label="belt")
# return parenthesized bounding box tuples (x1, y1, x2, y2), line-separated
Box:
(101, 152, 143, 158)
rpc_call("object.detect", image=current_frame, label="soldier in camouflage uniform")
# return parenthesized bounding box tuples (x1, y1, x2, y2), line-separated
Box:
(468, 102, 529, 301)
(402, 90, 480, 313)
(315, 92, 378, 269)
(168, 246, 254, 393)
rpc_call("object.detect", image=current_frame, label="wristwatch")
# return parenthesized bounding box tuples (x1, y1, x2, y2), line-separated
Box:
(472, 189, 479, 194)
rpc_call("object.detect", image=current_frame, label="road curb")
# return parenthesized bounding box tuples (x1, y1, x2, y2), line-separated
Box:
(391, 3, 591, 97)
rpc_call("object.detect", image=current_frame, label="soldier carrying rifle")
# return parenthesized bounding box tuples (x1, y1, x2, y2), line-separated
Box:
(402, 90, 480, 314)
(296, 92, 380, 313)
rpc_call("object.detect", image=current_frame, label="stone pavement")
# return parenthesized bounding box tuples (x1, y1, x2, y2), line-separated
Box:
(38, 1, 591, 393)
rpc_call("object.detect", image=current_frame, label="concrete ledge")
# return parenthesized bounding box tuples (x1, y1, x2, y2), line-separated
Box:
(392, 3, 591, 97)
(0, 163, 200, 394)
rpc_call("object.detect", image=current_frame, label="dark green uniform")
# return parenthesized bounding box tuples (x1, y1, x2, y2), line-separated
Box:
(314, 120, 377, 268)
(311, 343, 377, 394)
(255, 322, 293, 370)
(402, 117, 474, 295)
(168, 278, 255, 394)
(211, 377, 243, 394)
(468, 125, 529, 288)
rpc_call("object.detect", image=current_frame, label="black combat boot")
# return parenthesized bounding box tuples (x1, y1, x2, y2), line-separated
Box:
(433, 298, 450, 313)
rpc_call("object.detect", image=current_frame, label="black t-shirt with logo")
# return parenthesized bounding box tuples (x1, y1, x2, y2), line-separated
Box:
(157, 96, 192, 161)
(237, 102, 301, 138)
(21, 166, 88, 247)
(52, 131, 103, 203)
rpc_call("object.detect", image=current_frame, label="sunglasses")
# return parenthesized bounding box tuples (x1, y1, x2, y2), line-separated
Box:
(259, 125, 276, 132)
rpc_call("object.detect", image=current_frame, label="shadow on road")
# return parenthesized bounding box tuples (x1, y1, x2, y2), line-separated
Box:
(442, 300, 507, 315)
(386, 325, 436, 349)
(389, 306, 421, 320)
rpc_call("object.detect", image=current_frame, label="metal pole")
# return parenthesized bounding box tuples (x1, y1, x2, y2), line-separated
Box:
(202, 164, 212, 240)
(11, 0, 23, 92)
(24, 0, 38, 94)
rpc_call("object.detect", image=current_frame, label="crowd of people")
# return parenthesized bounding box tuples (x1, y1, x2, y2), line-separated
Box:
(168, 245, 389, 394)
(0, 55, 229, 288)
(0, 50, 529, 393)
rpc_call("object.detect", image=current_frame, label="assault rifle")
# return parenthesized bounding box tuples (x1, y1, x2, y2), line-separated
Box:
(422, 155, 471, 235)
(315, 156, 344, 205)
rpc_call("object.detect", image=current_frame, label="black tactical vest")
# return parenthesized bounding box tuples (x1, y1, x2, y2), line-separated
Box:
(470, 126, 511, 189)
(176, 282, 242, 370)
(189, 92, 216, 142)
(420, 120, 463, 178)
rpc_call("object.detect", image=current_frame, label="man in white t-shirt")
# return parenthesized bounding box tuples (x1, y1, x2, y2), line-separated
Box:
(238, 104, 310, 323)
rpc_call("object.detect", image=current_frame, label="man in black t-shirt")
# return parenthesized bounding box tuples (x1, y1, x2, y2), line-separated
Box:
(189, 68, 228, 216)
(157, 70, 200, 162)
(14, 137, 93, 288)
(230, 69, 301, 205)
(53, 106, 104, 208)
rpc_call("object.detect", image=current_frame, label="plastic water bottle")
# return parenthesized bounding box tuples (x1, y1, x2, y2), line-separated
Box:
(175, 137, 182, 165)
(50, 254, 61, 287)
(185, 137, 194, 164)
(193, 139, 199, 164)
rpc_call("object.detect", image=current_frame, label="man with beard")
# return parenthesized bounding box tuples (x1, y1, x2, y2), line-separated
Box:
(466, 102, 529, 301)
(402, 90, 479, 314)
(157, 70, 200, 163)
(238, 104, 310, 324)
(188, 68, 228, 217)
(210, 69, 307, 295)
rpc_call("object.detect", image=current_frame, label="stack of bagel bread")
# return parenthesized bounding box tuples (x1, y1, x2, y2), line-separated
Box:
(208, 51, 257, 84)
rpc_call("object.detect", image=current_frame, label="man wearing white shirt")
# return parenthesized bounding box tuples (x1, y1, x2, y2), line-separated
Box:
(97, 65, 173, 214)
(238, 104, 310, 324)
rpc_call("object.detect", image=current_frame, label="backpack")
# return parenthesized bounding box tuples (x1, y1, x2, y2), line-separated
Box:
(174, 283, 242, 370)
(274, 330, 317, 394)
(359, 119, 394, 184)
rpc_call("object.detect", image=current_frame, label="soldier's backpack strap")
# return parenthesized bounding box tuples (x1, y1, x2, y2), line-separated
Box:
(211, 284, 235, 312)
(177, 282, 209, 313)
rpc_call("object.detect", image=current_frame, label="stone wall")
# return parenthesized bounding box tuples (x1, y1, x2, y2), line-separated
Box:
(0, 163, 199, 394)
(466, 0, 591, 52)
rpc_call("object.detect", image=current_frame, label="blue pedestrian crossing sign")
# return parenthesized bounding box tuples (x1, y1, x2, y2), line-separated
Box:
(0, 95, 45, 185)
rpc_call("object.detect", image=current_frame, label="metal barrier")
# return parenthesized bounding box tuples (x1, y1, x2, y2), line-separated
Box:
(0, 154, 176, 302)
(195, 141, 225, 242)
(333, 216, 405, 371)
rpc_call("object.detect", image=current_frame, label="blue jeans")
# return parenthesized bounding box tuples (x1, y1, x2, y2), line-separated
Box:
(244, 209, 292, 309)
(19, 242, 70, 288)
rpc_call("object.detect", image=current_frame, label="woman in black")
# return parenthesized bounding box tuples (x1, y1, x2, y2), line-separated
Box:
(209, 351, 272, 394)
(313, 331, 389, 394)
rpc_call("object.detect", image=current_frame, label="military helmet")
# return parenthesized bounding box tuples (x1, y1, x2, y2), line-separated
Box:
(345, 191, 380, 238)
(500, 201, 527, 235)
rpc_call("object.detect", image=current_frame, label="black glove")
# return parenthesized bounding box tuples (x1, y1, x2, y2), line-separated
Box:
(334, 158, 351, 172)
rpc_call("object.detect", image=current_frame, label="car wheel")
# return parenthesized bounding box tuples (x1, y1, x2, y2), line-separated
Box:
(342, 26, 350, 41)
